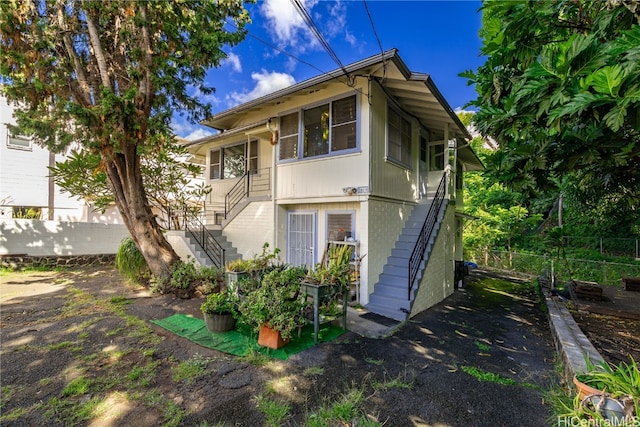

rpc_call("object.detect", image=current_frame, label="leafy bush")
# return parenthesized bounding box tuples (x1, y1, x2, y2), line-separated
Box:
(200, 288, 239, 317)
(239, 266, 309, 340)
(115, 237, 148, 282)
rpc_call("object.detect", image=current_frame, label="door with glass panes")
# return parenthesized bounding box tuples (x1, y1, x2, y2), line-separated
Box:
(287, 212, 316, 269)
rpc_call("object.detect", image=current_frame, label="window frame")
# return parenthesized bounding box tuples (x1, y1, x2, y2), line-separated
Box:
(386, 106, 412, 169)
(208, 139, 258, 180)
(326, 210, 356, 242)
(6, 130, 32, 151)
(278, 94, 359, 163)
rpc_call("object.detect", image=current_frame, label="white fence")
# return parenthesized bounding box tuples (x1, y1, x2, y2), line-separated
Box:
(0, 219, 129, 256)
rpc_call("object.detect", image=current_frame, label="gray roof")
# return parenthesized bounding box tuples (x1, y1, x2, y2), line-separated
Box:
(188, 49, 481, 169)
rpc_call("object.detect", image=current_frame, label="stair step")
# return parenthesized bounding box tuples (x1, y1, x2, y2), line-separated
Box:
(381, 264, 409, 278)
(372, 283, 407, 298)
(364, 303, 408, 321)
(368, 294, 410, 311)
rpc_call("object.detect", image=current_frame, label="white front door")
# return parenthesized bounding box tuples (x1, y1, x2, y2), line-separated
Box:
(287, 212, 316, 269)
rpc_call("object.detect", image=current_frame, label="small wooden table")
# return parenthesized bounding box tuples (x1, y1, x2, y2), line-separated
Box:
(301, 282, 348, 343)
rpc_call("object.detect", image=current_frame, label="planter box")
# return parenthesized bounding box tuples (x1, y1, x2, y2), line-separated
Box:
(257, 323, 289, 349)
(203, 312, 236, 333)
(571, 280, 603, 300)
(622, 277, 640, 292)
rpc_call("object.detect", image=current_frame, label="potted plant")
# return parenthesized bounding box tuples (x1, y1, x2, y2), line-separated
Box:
(225, 257, 253, 289)
(239, 266, 308, 349)
(200, 288, 240, 333)
(572, 357, 639, 423)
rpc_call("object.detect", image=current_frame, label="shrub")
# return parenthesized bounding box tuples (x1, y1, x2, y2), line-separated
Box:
(115, 237, 148, 282)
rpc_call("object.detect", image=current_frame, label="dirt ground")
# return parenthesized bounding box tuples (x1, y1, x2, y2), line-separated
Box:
(1, 265, 622, 426)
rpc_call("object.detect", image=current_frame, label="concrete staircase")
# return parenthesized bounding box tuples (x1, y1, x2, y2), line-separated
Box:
(178, 229, 241, 268)
(366, 198, 448, 321)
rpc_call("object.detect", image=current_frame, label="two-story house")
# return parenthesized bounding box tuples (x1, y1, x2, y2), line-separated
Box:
(182, 49, 482, 321)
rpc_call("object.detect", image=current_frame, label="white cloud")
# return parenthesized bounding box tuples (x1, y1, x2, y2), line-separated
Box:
(184, 127, 214, 141)
(171, 118, 215, 140)
(260, 0, 319, 52)
(223, 52, 242, 73)
(227, 70, 295, 106)
(325, 1, 357, 47)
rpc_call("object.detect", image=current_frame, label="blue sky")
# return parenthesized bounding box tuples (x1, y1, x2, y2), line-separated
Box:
(172, 0, 484, 140)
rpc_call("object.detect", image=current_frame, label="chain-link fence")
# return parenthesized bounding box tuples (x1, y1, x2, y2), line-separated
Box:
(468, 250, 640, 286)
(563, 236, 640, 259)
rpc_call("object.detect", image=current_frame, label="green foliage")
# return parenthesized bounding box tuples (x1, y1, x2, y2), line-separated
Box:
(200, 288, 239, 317)
(115, 237, 149, 282)
(464, 1, 640, 206)
(226, 243, 282, 272)
(151, 259, 223, 296)
(50, 141, 212, 220)
(239, 266, 309, 340)
(569, 357, 639, 422)
(578, 357, 640, 402)
(0, 0, 252, 278)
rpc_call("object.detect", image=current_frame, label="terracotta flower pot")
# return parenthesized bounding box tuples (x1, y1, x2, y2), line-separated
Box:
(573, 375, 603, 401)
(258, 323, 289, 349)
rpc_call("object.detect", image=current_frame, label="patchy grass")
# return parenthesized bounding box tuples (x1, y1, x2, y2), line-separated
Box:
(304, 366, 325, 376)
(171, 354, 211, 384)
(256, 394, 290, 427)
(305, 387, 381, 427)
(461, 365, 528, 387)
(474, 340, 491, 352)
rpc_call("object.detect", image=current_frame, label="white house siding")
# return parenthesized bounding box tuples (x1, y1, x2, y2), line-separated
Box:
(0, 95, 118, 222)
(223, 201, 275, 259)
(410, 205, 457, 316)
(365, 198, 414, 304)
(0, 219, 129, 256)
(368, 82, 419, 203)
(275, 153, 369, 201)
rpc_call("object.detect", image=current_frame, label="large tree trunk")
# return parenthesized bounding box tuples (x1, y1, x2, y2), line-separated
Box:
(103, 142, 179, 279)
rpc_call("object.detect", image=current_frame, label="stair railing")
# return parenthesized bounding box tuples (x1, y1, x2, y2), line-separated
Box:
(224, 167, 271, 219)
(183, 207, 225, 268)
(408, 172, 447, 299)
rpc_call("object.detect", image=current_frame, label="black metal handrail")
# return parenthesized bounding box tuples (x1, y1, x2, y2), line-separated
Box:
(224, 167, 271, 219)
(408, 173, 447, 299)
(183, 208, 225, 268)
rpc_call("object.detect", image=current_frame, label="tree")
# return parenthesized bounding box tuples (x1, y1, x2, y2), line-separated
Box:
(0, 0, 250, 278)
(49, 138, 211, 229)
(462, 0, 640, 206)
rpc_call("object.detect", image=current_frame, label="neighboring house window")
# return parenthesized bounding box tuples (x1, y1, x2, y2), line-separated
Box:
(327, 212, 354, 241)
(387, 107, 411, 168)
(6, 131, 32, 150)
(209, 140, 258, 180)
(429, 143, 445, 171)
(279, 95, 357, 162)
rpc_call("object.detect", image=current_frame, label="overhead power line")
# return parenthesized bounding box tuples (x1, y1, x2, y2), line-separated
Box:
(289, 0, 355, 86)
(363, 0, 384, 57)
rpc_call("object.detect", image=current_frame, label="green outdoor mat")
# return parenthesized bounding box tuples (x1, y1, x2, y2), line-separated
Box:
(151, 314, 346, 360)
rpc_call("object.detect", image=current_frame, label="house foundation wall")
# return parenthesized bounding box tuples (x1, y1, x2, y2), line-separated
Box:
(411, 205, 456, 316)
(223, 201, 275, 259)
(366, 198, 414, 303)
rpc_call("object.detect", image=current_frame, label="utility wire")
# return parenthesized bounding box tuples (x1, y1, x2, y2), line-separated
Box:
(363, 0, 384, 57)
(222, 18, 364, 96)
(289, 0, 355, 86)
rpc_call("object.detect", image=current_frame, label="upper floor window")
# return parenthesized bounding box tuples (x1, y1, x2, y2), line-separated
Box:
(429, 143, 445, 171)
(279, 95, 357, 162)
(6, 131, 32, 150)
(387, 107, 411, 168)
(209, 139, 258, 180)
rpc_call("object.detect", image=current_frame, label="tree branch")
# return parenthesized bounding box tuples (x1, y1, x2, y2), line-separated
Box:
(84, 9, 111, 89)
(56, 1, 91, 105)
